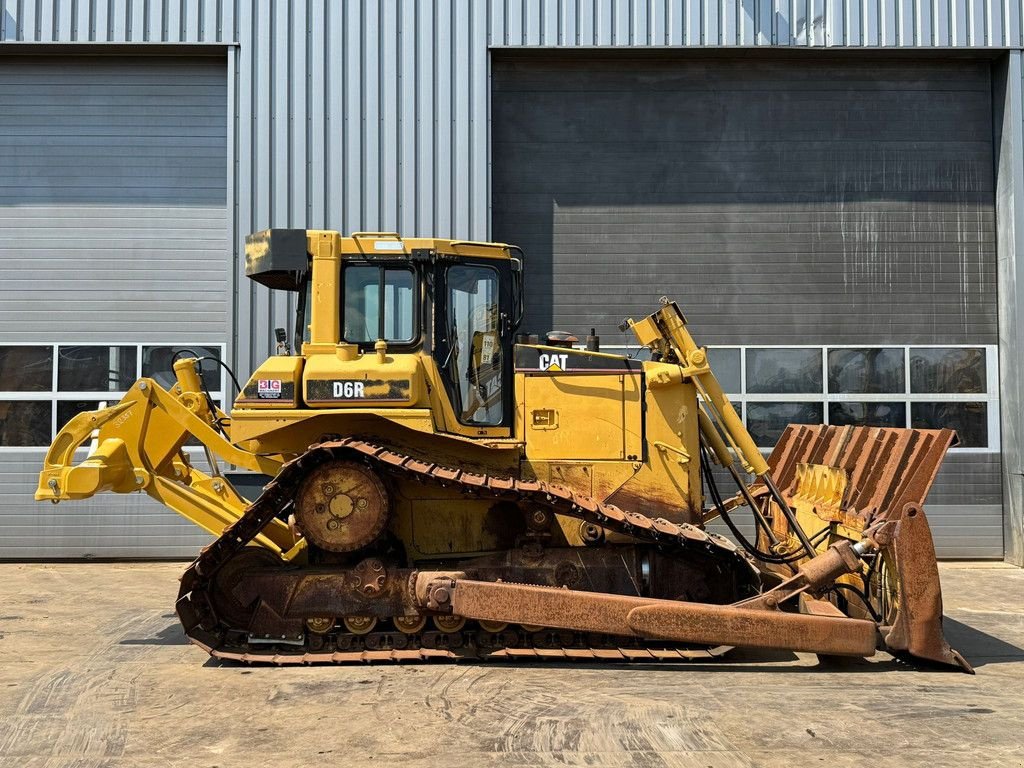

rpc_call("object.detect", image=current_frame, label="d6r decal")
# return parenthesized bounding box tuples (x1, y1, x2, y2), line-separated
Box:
(333, 381, 365, 398)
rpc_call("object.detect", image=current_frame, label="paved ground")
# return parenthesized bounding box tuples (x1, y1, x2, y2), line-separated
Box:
(0, 562, 1022, 768)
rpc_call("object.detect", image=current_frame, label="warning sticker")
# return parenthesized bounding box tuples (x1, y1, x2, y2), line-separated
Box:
(257, 379, 283, 399)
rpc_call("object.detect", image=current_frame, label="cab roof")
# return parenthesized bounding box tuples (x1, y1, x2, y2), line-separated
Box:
(245, 229, 519, 291)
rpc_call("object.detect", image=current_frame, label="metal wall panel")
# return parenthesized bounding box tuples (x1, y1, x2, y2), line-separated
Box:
(229, 2, 492, 369)
(482, 0, 1023, 47)
(0, 55, 226, 557)
(0, 56, 228, 341)
(995, 51, 1024, 565)
(492, 55, 1003, 557)
(0, 0, 227, 42)
(6, 1, 1015, 365)
(492, 56, 997, 345)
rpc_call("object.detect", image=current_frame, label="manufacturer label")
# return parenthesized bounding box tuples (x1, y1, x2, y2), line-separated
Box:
(373, 240, 405, 251)
(538, 353, 569, 371)
(257, 379, 283, 399)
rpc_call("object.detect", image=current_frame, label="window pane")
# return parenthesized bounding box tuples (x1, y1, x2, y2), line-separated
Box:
(707, 347, 741, 394)
(142, 346, 222, 392)
(829, 402, 906, 429)
(746, 402, 823, 447)
(911, 402, 988, 448)
(343, 265, 415, 343)
(447, 265, 503, 425)
(828, 348, 904, 394)
(57, 346, 137, 392)
(746, 349, 822, 394)
(344, 265, 379, 342)
(0, 346, 52, 392)
(910, 348, 986, 394)
(0, 401, 51, 446)
(383, 269, 414, 340)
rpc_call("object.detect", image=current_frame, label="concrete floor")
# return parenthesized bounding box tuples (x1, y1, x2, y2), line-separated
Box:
(0, 563, 1022, 768)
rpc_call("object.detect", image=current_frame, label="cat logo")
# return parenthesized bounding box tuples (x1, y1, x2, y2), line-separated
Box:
(538, 353, 569, 371)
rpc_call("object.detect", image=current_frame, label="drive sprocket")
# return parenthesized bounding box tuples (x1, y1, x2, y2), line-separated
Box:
(293, 459, 390, 553)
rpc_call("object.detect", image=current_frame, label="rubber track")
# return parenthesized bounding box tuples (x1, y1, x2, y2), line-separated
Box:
(176, 437, 757, 664)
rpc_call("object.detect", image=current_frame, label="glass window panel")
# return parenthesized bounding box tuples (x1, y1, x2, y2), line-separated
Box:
(707, 348, 741, 394)
(746, 402, 823, 447)
(745, 349, 822, 394)
(828, 348, 905, 394)
(0, 400, 51, 446)
(446, 264, 503, 425)
(911, 402, 988, 448)
(142, 346, 222, 392)
(344, 265, 380, 342)
(57, 346, 137, 392)
(910, 348, 986, 394)
(829, 402, 906, 429)
(0, 346, 52, 392)
(343, 265, 415, 343)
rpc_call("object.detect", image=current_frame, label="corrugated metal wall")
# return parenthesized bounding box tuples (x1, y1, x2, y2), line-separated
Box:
(492, 55, 997, 344)
(4, 0, 1022, 370)
(0, 0, 230, 42)
(2, 0, 1023, 48)
(0, 56, 228, 341)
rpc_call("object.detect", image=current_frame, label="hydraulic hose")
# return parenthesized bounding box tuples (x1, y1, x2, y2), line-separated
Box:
(699, 448, 806, 566)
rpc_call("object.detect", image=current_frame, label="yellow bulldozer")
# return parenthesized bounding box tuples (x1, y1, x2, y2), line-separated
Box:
(37, 229, 969, 671)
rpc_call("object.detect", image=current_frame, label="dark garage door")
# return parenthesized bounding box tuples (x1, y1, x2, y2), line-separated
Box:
(492, 56, 1002, 557)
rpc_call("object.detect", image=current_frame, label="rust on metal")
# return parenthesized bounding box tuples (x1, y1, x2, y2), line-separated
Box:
(764, 425, 956, 531)
(439, 576, 876, 657)
(173, 433, 968, 671)
(292, 459, 390, 552)
(176, 437, 757, 663)
(627, 602, 876, 657)
(882, 503, 973, 673)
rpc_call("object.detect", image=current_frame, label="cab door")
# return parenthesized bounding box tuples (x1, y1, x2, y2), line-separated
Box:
(433, 258, 514, 431)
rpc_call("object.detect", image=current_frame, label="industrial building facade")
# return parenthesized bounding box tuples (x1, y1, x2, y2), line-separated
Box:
(0, 1, 1021, 564)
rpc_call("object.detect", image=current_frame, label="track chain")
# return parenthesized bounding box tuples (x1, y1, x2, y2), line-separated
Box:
(176, 437, 758, 664)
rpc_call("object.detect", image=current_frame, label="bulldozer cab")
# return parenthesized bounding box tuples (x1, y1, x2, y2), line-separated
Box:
(242, 229, 521, 439)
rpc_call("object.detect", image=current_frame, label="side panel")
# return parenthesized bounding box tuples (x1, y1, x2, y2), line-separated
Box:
(522, 374, 641, 461)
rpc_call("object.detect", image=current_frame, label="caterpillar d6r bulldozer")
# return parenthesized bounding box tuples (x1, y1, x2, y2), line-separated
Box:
(37, 229, 970, 671)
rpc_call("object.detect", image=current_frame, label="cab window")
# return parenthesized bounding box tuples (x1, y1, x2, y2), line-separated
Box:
(343, 265, 415, 344)
(445, 264, 503, 425)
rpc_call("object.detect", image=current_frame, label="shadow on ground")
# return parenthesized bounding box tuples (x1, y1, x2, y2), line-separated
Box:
(121, 622, 189, 646)
(943, 617, 1024, 668)
(119, 614, 1024, 673)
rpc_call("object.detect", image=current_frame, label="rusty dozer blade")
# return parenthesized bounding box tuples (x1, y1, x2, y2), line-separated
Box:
(762, 425, 971, 672)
